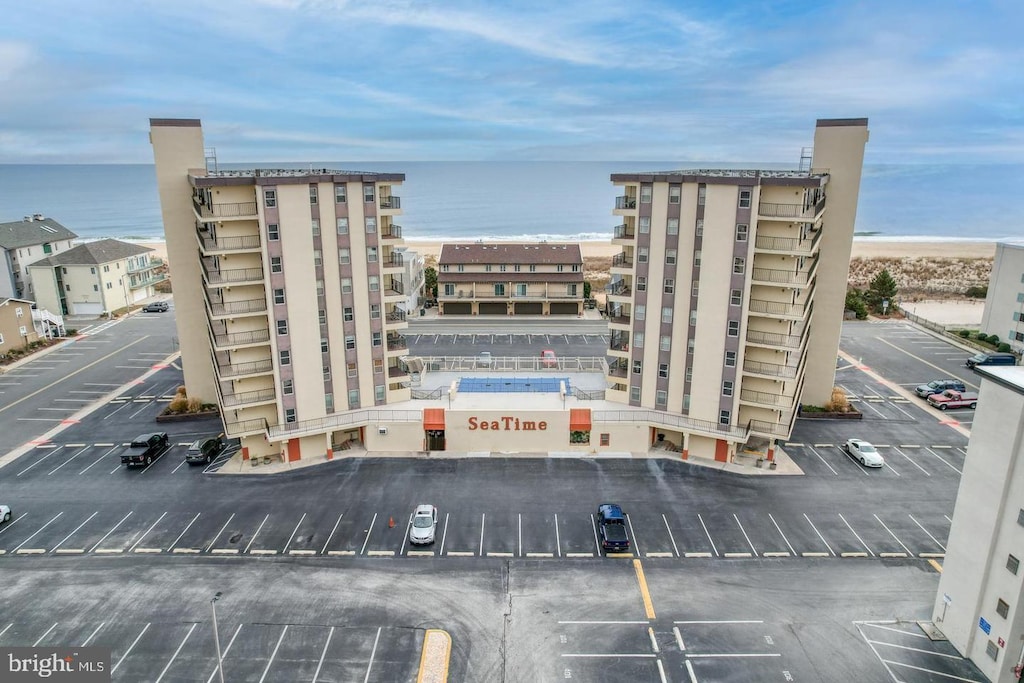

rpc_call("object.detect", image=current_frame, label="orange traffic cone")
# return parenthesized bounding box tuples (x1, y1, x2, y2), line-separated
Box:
(388, 516, 395, 529)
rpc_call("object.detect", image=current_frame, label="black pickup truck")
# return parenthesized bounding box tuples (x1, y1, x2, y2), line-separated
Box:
(120, 433, 169, 467)
(597, 503, 631, 553)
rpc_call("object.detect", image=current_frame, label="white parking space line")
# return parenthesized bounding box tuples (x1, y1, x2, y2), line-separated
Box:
(0, 512, 28, 538)
(206, 513, 235, 552)
(47, 445, 92, 475)
(479, 513, 486, 556)
(697, 514, 719, 557)
(662, 514, 680, 557)
(167, 513, 201, 551)
(924, 447, 963, 474)
(282, 513, 307, 554)
(359, 513, 378, 555)
(590, 514, 600, 555)
(130, 512, 168, 552)
(171, 458, 190, 474)
(103, 401, 135, 420)
(13, 512, 64, 553)
(803, 514, 836, 557)
(311, 625, 334, 683)
(258, 625, 289, 683)
(518, 513, 522, 557)
(154, 622, 197, 683)
(363, 626, 382, 683)
(51, 512, 99, 552)
(685, 659, 698, 683)
(206, 625, 244, 683)
(399, 516, 412, 556)
(111, 623, 150, 674)
(891, 447, 930, 476)
(554, 513, 562, 557)
(0, 623, 12, 638)
(733, 514, 757, 556)
(625, 513, 641, 556)
(89, 512, 134, 553)
(806, 446, 839, 475)
(81, 622, 105, 646)
(838, 513, 875, 557)
(321, 513, 344, 555)
(244, 514, 271, 554)
(17, 448, 63, 477)
(439, 513, 450, 555)
(33, 622, 58, 646)
(874, 514, 914, 556)
(768, 514, 797, 556)
(887, 401, 919, 420)
(79, 446, 118, 475)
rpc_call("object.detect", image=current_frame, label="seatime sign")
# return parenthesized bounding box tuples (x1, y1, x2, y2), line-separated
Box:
(467, 416, 548, 431)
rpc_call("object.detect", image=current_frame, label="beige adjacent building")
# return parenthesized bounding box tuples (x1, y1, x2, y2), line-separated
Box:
(28, 239, 162, 316)
(604, 118, 869, 460)
(437, 243, 584, 316)
(0, 216, 78, 300)
(0, 298, 40, 353)
(980, 240, 1024, 354)
(933, 366, 1024, 682)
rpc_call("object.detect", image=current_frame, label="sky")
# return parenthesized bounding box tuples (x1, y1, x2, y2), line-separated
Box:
(1, 0, 1022, 164)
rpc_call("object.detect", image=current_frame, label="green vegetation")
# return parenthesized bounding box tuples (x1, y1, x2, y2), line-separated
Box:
(865, 268, 898, 313)
(424, 266, 437, 299)
(583, 281, 592, 299)
(845, 288, 868, 319)
(958, 329, 971, 338)
(999, 343, 1012, 353)
(964, 285, 988, 298)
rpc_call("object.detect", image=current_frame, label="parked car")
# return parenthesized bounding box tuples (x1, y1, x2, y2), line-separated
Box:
(408, 504, 438, 545)
(927, 389, 979, 410)
(0, 504, 10, 523)
(540, 349, 557, 368)
(118, 432, 169, 467)
(186, 436, 226, 465)
(142, 301, 169, 312)
(597, 503, 631, 553)
(476, 351, 493, 368)
(841, 439, 884, 468)
(965, 352, 1017, 368)
(915, 379, 966, 398)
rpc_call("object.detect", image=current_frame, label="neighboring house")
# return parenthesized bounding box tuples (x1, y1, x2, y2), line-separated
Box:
(394, 246, 424, 315)
(437, 242, 585, 316)
(28, 239, 163, 316)
(0, 298, 40, 354)
(980, 240, 1024, 354)
(0, 215, 79, 300)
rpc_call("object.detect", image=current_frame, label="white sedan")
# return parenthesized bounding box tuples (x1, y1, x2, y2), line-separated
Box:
(408, 505, 438, 545)
(0, 504, 11, 523)
(843, 439, 884, 468)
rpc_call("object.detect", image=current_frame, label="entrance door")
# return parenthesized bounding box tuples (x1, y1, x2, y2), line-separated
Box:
(425, 430, 446, 451)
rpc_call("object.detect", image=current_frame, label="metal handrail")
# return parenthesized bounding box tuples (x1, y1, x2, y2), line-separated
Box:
(193, 199, 258, 218)
(615, 196, 637, 210)
(739, 388, 794, 407)
(212, 327, 271, 347)
(201, 258, 264, 284)
(221, 388, 277, 407)
(196, 225, 262, 252)
(594, 410, 750, 441)
(612, 253, 633, 268)
(215, 358, 274, 378)
(613, 224, 635, 239)
(747, 299, 808, 317)
(379, 196, 401, 209)
(207, 297, 268, 317)
(742, 358, 799, 378)
(381, 225, 403, 238)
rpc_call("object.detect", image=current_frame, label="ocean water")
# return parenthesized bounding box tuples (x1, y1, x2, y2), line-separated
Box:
(0, 162, 1021, 243)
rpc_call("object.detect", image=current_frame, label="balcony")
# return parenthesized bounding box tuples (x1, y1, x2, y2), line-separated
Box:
(384, 280, 405, 299)
(612, 224, 635, 240)
(383, 252, 404, 270)
(201, 258, 264, 287)
(758, 196, 826, 220)
(739, 388, 795, 409)
(206, 296, 268, 319)
(192, 199, 258, 220)
(742, 358, 799, 379)
(747, 298, 810, 320)
(211, 327, 271, 350)
(607, 306, 630, 327)
(753, 228, 822, 256)
(745, 324, 807, 350)
(748, 418, 794, 439)
(387, 365, 409, 379)
(386, 309, 407, 323)
(615, 196, 637, 210)
(380, 225, 403, 240)
(213, 354, 274, 379)
(607, 358, 629, 378)
(605, 280, 631, 298)
(221, 388, 277, 408)
(196, 225, 262, 255)
(387, 334, 408, 351)
(128, 273, 167, 289)
(611, 252, 633, 269)
(224, 418, 269, 438)
(379, 196, 402, 210)
(609, 334, 630, 353)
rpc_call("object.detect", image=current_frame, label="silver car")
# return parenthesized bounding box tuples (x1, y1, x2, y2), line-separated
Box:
(843, 438, 884, 468)
(0, 504, 11, 523)
(409, 505, 438, 545)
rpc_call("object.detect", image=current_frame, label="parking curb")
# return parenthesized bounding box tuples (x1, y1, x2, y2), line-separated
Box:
(416, 629, 451, 683)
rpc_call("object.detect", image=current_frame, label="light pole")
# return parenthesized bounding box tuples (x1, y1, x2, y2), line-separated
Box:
(211, 592, 225, 683)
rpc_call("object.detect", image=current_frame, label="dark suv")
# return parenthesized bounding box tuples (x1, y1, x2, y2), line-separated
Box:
(597, 503, 631, 553)
(142, 301, 169, 312)
(186, 436, 225, 465)
(915, 379, 966, 398)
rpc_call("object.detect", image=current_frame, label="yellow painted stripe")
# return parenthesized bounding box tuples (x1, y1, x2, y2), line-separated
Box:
(632, 559, 656, 620)
(929, 559, 943, 574)
(416, 628, 451, 683)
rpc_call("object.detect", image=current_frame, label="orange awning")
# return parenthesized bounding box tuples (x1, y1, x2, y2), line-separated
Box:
(423, 408, 445, 430)
(569, 408, 591, 431)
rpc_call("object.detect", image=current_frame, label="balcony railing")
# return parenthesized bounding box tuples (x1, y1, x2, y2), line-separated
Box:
(606, 280, 631, 297)
(207, 297, 268, 317)
(224, 418, 269, 437)
(386, 310, 407, 322)
(747, 299, 809, 318)
(127, 261, 159, 274)
(607, 359, 629, 377)
(387, 365, 409, 378)
(212, 327, 271, 348)
(221, 388, 277, 408)
(613, 224, 635, 240)
(215, 357, 274, 378)
(739, 388, 794, 408)
(748, 418, 794, 438)
(595, 410, 750, 442)
(758, 197, 826, 219)
(612, 253, 633, 268)
(385, 280, 405, 296)
(753, 228, 822, 255)
(751, 263, 814, 286)
(193, 199, 258, 219)
(129, 274, 167, 289)
(385, 253, 405, 267)
(609, 335, 629, 352)
(607, 306, 630, 325)
(745, 327, 805, 349)
(387, 335, 408, 351)
(742, 358, 799, 379)
(196, 225, 262, 253)
(381, 225, 403, 239)
(379, 196, 401, 209)
(201, 259, 264, 285)
(615, 196, 637, 210)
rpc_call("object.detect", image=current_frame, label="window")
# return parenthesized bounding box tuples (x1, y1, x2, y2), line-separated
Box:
(280, 349, 291, 365)
(103, 265, 110, 273)
(600, 433, 610, 447)
(372, 332, 382, 347)
(486, 264, 493, 272)
(336, 218, 348, 234)
(106, 282, 112, 289)
(264, 190, 277, 208)
(65, 284, 71, 292)
(309, 186, 318, 204)
(685, 367, 692, 382)
(375, 385, 385, 402)
(997, 599, 1010, 618)
(323, 366, 331, 381)
(373, 359, 383, 374)
(363, 185, 375, 203)
(719, 410, 731, 425)
(690, 311, 697, 327)
(494, 283, 505, 296)
(458, 264, 465, 272)
(556, 264, 562, 272)
(345, 335, 355, 350)
(273, 288, 285, 305)
(658, 363, 668, 378)
(500, 264, 507, 272)
(342, 278, 352, 294)
(276, 319, 288, 335)
(90, 267, 95, 274)
(268, 223, 280, 240)
(667, 218, 679, 235)
(1008, 555, 1019, 575)
(723, 380, 734, 397)
(664, 279, 674, 294)
(514, 264, 521, 272)
(694, 250, 701, 267)
(311, 219, 320, 236)
(639, 216, 651, 234)
(692, 280, 699, 296)
(687, 338, 695, 355)
(338, 248, 350, 265)
(662, 307, 673, 323)
(728, 320, 740, 336)
(733, 257, 745, 274)
(515, 283, 527, 297)
(738, 189, 752, 208)
(633, 360, 642, 374)
(335, 184, 346, 203)
(441, 264, 450, 272)
(313, 250, 322, 267)
(656, 390, 667, 406)
(635, 304, 645, 321)
(572, 264, 580, 272)
(666, 249, 676, 265)
(683, 394, 690, 410)
(696, 219, 704, 237)
(348, 362, 358, 378)
(638, 247, 648, 263)
(348, 389, 360, 408)
(343, 307, 353, 322)
(271, 257, 283, 274)
(370, 304, 380, 319)
(640, 186, 652, 204)
(986, 640, 998, 661)
(368, 276, 380, 292)
(283, 379, 293, 395)
(730, 289, 742, 306)
(637, 277, 646, 292)
(736, 223, 748, 241)
(725, 351, 736, 367)
(669, 186, 681, 204)
(660, 335, 670, 352)
(321, 338, 329, 353)
(697, 186, 706, 206)
(325, 393, 333, 412)
(318, 309, 327, 325)
(367, 246, 378, 262)
(365, 217, 376, 233)
(93, 285, 99, 292)
(630, 387, 641, 402)
(444, 284, 455, 296)
(633, 332, 644, 348)
(529, 264, 536, 272)
(285, 408, 296, 423)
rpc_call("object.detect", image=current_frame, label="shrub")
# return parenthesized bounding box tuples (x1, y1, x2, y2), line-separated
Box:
(175, 385, 187, 397)
(977, 333, 989, 342)
(998, 343, 1012, 353)
(168, 396, 189, 413)
(186, 397, 203, 413)
(958, 329, 972, 338)
(825, 387, 851, 413)
(965, 285, 988, 298)
(988, 334, 1000, 345)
